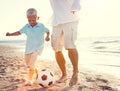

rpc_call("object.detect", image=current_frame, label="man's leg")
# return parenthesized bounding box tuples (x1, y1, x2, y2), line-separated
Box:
(68, 48, 79, 86)
(55, 51, 67, 83)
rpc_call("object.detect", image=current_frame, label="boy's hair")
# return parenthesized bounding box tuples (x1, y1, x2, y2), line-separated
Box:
(26, 8, 37, 16)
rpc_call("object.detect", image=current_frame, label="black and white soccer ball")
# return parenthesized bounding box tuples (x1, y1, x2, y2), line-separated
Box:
(37, 69, 55, 88)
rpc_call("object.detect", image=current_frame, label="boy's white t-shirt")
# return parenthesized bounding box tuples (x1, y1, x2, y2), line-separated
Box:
(50, 0, 80, 26)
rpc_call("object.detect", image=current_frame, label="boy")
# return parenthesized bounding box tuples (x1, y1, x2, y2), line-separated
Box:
(6, 8, 50, 86)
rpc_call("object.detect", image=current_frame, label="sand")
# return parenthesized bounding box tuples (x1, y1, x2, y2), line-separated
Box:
(0, 45, 120, 91)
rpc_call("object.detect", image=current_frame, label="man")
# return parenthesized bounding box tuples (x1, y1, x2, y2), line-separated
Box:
(50, 0, 80, 86)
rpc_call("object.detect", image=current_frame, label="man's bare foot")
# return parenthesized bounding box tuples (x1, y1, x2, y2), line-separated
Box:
(56, 75, 67, 83)
(69, 73, 78, 86)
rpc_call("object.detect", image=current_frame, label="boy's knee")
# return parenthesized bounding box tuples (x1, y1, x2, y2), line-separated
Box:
(27, 65, 35, 70)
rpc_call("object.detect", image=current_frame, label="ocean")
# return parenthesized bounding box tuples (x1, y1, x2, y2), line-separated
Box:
(1, 36, 120, 78)
(77, 36, 120, 55)
(1, 36, 120, 55)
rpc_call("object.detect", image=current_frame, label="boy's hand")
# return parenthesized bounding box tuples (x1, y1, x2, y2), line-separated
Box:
(6, 32, 11, 36)
(45, 36, 50, 41)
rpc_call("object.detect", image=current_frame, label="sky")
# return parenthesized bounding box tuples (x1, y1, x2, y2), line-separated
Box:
(0, 0, 120, 40)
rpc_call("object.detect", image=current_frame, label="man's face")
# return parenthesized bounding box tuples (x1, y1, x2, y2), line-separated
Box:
(27, 15, 38, 27)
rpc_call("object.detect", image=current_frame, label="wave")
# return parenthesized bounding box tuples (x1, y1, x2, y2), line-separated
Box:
(0, 40, 25, 45)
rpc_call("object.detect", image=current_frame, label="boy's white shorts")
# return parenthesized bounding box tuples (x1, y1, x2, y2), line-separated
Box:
(25, 45, 44, 69)
(51, 21, 79, 52)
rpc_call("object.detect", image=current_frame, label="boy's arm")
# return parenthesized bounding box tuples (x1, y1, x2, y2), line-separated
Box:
(45, 32, 50, 41)
(6, 31, 21, 36)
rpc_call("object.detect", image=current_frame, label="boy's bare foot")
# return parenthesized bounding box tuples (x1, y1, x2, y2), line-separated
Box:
(69, 73, 78, 86)
(25, 82, 32, 86)
(56, 75, 67, 83)
(25, 78, 32, 86)
(25, 83, 32, 86)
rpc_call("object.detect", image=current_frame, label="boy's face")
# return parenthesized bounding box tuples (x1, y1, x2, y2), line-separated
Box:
(27, 15, 38, 27)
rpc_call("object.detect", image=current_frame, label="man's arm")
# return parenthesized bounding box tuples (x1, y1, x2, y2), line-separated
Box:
(71, 0, 81, 14)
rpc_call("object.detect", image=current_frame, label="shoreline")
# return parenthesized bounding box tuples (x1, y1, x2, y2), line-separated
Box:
(0, 45, 120, 91)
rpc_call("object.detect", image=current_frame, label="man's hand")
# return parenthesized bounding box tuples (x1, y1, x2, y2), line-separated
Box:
(71, 11, 76, 14)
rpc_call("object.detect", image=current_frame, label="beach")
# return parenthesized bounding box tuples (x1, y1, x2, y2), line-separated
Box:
(0, 41, 120, 91)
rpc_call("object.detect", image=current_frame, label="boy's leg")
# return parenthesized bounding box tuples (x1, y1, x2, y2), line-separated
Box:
(25, 52, 38, 85)
(25, 54, 31, 68)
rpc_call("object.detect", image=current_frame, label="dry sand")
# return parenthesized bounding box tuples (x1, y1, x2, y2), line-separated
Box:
(0, 45, 120, 91)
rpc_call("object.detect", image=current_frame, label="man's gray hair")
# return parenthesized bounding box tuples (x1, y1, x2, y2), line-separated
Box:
(26, 8, 37, 15)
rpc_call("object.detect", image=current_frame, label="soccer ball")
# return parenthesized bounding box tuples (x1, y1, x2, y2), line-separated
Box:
(37, 69, 55, 88)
